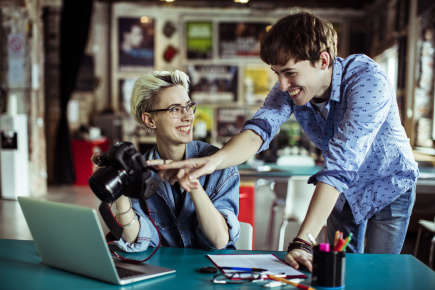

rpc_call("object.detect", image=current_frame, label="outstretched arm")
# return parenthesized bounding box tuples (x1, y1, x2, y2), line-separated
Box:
(147, 130, 263, 191)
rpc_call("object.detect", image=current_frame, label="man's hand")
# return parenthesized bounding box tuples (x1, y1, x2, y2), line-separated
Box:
(285, 249, 313, 272)
(146, 156, 219, 191)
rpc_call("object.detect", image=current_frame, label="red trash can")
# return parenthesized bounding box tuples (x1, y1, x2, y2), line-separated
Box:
(71, 138, 110, 186)
(239, 182, 255, 249)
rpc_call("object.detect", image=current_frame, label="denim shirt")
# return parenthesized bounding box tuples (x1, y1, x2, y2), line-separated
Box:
(113, 140, 240, 252)
(244, 54, 419, 224)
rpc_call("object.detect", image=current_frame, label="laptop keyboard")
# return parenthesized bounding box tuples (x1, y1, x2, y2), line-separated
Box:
(116, 266, 146, 278)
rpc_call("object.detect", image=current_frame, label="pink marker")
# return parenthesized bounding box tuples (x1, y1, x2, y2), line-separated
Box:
(319, 243, 330, 252)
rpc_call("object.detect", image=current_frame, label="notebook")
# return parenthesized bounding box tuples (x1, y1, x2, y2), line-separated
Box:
(18, 197, 175, 285)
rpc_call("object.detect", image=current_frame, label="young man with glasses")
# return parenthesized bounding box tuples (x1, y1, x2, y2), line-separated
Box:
(149, 12, 419, 272)
(106, 70, 240, 252)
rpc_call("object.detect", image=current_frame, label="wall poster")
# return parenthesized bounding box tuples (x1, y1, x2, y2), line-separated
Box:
(186, 21, 213, 60)
(187, 65, 238, 103)
(218, 22, 270, 58)
(118, 17, 155, 70)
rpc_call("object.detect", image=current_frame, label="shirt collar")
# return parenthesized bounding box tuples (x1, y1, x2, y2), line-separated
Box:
(330, 57, 343, 102)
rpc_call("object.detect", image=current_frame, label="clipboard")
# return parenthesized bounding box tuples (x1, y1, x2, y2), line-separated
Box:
(207, 254, 307, 279)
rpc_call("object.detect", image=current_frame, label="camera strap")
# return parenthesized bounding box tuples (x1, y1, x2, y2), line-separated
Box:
(99, 202, 123, 240)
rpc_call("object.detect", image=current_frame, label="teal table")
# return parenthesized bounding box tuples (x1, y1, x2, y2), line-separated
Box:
(1, 239, 434, 289)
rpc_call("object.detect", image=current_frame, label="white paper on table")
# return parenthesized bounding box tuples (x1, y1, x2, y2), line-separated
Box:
(207, 254, 306, 278)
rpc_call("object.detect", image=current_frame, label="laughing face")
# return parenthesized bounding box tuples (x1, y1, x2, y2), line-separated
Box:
(271, 52, 332, 106)
(148, 85, 194, 146)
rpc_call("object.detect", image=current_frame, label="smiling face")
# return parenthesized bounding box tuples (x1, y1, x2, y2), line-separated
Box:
(271, 52, 333, 106)
(145, 85, 194, 147)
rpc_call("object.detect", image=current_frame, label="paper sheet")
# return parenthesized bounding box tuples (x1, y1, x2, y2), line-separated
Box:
(207, 254, 306, 278)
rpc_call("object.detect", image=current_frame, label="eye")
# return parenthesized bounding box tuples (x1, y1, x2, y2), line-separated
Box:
(171, 106, 182, 113)
(284, 71, 295, 77)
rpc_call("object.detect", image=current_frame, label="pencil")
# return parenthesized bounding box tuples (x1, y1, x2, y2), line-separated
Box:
(268, 274, 315, 290)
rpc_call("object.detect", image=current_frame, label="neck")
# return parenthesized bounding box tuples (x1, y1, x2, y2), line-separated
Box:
(156, 141, 186, 161)
(315, 66, 333, 101)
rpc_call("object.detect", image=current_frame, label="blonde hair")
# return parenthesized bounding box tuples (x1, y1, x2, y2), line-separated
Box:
(260, 12, 337, 66)
(130, 70, 190, 124)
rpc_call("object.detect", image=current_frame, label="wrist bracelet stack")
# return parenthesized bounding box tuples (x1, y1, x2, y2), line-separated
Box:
(287, 237, 313, 255)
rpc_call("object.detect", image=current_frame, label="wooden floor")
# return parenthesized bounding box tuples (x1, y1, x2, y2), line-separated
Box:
(0, 186, 100, 240)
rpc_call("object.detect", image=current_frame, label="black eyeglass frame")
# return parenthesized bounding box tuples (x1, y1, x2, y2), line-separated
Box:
(146, 101, 198, 116)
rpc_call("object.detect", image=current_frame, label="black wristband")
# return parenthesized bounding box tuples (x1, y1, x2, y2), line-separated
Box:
(287, 241, 313, 255)
(293, 237, 312, 247)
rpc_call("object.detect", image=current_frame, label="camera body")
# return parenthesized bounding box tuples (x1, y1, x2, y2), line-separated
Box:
(89, 142, 158, 203)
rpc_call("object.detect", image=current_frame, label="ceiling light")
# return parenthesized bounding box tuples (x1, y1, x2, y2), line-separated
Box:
(234, 0, 250, 4)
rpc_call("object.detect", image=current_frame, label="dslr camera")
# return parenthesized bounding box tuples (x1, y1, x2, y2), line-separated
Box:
(89, 142, 159, 203)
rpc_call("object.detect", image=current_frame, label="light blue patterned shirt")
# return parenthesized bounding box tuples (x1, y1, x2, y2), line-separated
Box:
(113, 141, 240, 252)
(244, 54, 419, 224)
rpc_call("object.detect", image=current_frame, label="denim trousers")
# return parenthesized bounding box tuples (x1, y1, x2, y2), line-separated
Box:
(327, 186, 416, 253)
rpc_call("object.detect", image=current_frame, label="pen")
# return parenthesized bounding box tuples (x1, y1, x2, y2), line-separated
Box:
(221, 266, 267, 272)
(268, 274, 315, 290)
(340, 233, 353, 251)
(333, 238, 345, 252)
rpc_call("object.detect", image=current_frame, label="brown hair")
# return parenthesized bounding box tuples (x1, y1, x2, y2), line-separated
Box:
(260, 12, 337, 66)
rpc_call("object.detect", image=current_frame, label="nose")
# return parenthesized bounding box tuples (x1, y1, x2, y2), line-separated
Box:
(279, 75, 290, 92)
(180, 108, 194, 121)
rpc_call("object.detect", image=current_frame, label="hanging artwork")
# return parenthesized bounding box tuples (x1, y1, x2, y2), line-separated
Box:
(118, 17, 155, 70)
(218, 22, 270, 58)
(163, 21, 176, 38)
(187, 65, 238, 103)
(186, 21, 213, 60)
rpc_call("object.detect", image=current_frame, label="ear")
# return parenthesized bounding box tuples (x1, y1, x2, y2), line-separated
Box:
(141, 112, 156, 129)
(319, 51, 331, 70)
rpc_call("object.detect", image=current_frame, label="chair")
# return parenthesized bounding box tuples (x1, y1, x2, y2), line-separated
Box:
(268, 175, 316, 250)
(236, 222, 254, 250)
(414, 217, 435, 268)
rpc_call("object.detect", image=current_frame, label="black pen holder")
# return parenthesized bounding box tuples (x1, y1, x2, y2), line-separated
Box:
(311, 245, 346, 288)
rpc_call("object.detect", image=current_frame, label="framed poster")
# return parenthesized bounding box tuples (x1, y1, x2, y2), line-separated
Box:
(186, 21, 213, 60)
(216, 107, 256, 142)
(187, 65, 238, 103)
(118, 78, 137, 114)
(118, 17, 155, 70)
(243, 65, 273, 105)
(218, 22, 270, 58)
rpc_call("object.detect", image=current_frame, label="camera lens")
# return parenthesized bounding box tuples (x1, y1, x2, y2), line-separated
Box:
(89, 167, 129, 203)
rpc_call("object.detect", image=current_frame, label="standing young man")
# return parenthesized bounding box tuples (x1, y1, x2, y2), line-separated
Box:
(149, 12, 419, 271)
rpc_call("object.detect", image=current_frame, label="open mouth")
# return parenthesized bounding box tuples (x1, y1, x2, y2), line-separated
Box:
(177, 125, 191, 135)
(288, 87, 302, 98)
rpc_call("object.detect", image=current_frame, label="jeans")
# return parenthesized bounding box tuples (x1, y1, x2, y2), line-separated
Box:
(327, 186, 416, 253)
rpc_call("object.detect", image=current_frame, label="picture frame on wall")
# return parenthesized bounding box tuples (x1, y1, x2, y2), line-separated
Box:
(185, 21, 213, 60)
(118, 78, 137, 114)
(118, 16, 155, 70)
(187, 64, 238, 103)
(218, 21, 270, 58)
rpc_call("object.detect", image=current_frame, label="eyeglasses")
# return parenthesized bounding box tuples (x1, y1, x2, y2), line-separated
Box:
(147, 102, 197, 119)
(211, 272, 264, 284)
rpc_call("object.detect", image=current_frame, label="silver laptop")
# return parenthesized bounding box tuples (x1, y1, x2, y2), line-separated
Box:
(18, 197, 175, 285)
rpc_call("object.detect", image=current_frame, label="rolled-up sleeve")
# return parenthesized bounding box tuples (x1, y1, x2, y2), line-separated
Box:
(196, 166, 241, 249)
(111, 199, 160, 252)
(243, 82, 293, 152)
(310, 71, 392, 193)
